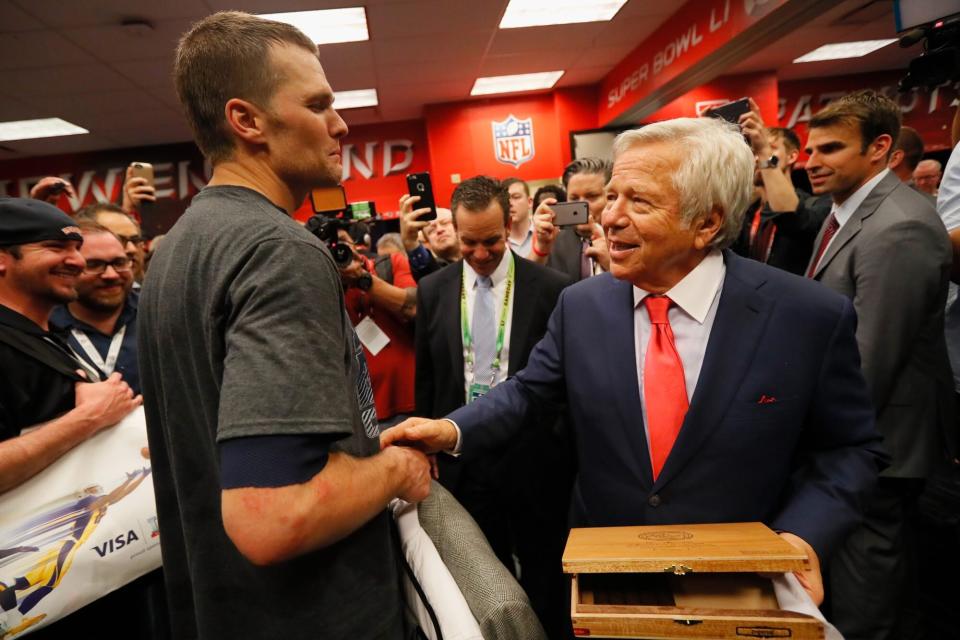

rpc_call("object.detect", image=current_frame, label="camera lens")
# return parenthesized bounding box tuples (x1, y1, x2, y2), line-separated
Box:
(331, 243, 353, 268)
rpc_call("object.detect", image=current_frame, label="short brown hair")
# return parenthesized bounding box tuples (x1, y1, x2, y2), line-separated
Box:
(501, 177, 529, 197)
(894, 126, 924, 171)
(77, 220, 121, 244)
(174, 11, 318, 164)
(768, 127, 800, 154)
(450, 176, 510, 227)
(809, 90, 901, 157)
(562, 157, 612, 189)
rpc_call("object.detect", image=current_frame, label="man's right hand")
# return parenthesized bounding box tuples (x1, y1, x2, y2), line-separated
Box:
(74, 372, 142, 435)
(380, 417, 459, 454)
(399, 194, 432, 252)
(29, 177, 76, 204)
(381, 445, 432, 503)
(533, 198, 560, 256)
(738, 97, 772, 158)
(122, 166, 157, 213)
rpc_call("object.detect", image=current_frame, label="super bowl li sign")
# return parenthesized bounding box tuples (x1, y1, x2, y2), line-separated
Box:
(492, 115, 535, 168)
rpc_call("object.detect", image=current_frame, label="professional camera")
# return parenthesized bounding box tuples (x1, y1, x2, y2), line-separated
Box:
(898, 4, 960, 91)
(305, 214, 353, 268)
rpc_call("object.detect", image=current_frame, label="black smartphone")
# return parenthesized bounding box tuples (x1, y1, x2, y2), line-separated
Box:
(705, 98, 751, 124)
(552, 201, 590, 227)
(405, 172, 437, 222)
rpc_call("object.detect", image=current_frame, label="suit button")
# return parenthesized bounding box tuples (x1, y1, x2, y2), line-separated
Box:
(648, 494, 662, 508)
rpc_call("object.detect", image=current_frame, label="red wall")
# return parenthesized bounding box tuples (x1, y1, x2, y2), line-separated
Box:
(643, 72, 779, 125)
(424, 86, 598, 206)
(778, 71, 957, 156)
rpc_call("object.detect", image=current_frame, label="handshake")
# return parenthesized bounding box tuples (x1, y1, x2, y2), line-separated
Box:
(376, 418, 460, 504)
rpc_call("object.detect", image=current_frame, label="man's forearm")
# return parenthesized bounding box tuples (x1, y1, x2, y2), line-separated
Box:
(221, 448, 410, 565)
(761, 170, 800, 212)
(0, 410, 98, 494)
(368, 276, 416, 321)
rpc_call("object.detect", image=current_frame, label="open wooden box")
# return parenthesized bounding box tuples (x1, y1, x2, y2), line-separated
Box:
(563, 522, 825, 639)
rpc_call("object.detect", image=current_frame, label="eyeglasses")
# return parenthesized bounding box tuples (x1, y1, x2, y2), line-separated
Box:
(116, 234, 144, 246)
(83, 257, 133, 275)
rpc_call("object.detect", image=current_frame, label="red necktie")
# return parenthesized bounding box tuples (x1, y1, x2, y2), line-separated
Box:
(806, 212, 839, 278)
(643, 296, 688, 481)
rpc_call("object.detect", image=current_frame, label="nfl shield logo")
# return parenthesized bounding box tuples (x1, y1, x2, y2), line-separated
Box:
(492, 115, 535, 168)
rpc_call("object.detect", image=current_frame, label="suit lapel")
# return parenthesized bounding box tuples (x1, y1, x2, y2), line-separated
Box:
(508, 254, 533, 376)
(443, 262, 466, 392)
(604, 276, 655, 488)
(653, 252, 772, 491)
(812, 172, 899, 279)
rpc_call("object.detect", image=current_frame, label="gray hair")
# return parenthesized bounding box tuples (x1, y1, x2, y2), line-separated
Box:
(376, 232, 404, 253)
(612, 118, 754, 249)
(916, 158, 942, 173)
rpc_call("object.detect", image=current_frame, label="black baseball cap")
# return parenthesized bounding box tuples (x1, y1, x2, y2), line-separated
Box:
(0, 197, 83, 247)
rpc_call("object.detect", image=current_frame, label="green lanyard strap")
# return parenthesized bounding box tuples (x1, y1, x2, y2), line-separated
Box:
(460, 258, 515, 383)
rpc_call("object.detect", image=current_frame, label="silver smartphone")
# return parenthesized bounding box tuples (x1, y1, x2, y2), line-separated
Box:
(552, 201, 590, 226)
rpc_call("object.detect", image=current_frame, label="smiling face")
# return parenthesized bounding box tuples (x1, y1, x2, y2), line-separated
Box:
(425, 208, 458, 257)
(603, 142, 721, 293)
(261, 43, 349, 192)
(455, 201, 510, 278)
(75, 231, 133, 313)
(0, 239, 85, 306)
(805, 122, 890, 204)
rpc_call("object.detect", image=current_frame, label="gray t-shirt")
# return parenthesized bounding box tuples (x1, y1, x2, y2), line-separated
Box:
(139, 186, 403, 639)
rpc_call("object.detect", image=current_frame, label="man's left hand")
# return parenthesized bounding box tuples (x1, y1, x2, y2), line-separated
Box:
(29, 177, 76, 204)
(339, 254, 368, 287)
(738, 98, 772, 158)
(778, 531, 824, 606)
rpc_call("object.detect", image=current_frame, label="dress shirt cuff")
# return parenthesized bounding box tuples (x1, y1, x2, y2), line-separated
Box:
(407, 244, 431, 268)
(444, 418, 462, 456)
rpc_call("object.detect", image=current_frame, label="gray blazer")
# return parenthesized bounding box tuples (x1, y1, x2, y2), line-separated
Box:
(810, 171, 955, 477)
(417, 481, 547, 640)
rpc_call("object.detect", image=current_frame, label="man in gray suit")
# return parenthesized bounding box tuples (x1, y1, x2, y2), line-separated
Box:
(805, 90, 954, 640)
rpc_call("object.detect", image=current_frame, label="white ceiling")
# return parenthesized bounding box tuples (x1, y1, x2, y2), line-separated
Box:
(0, 0, 917, 160)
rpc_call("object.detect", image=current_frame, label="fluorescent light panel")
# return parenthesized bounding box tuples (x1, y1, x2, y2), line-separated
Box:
(793, 39, 897, 63)
(259, 8, 368, 44)
(500, 0, 628, 28)
(0, 118, 88, 142)
(335, 89, 378, 109)
(471, 71, 565, 96)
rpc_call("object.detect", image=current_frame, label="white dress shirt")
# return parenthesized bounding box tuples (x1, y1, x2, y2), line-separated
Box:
(633, 250, 726, 446)
(507, 226, 533, 258)
(462, 251, 515, 399)
(822, 168, 890, 257)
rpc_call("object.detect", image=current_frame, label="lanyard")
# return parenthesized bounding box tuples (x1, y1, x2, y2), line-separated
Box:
(71, 325, 126, 375)
(460, 258, 514, 385)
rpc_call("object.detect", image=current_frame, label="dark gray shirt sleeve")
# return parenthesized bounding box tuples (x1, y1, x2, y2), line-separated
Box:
(217, 238, 355, 442)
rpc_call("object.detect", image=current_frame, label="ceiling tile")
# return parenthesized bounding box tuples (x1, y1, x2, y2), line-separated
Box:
(4, 64, 138, 98)
(489, 23, 606, 55)
(367, 0, 504, 39)
(0, 31, 97, 70)
(0, 0, 44, 32)
(14, 0, 211, 29)
(372, 31, 489, 66)
(60, 18, 196, 63)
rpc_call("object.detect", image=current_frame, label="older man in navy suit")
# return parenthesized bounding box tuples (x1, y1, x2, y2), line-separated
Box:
(383, 117, 886, 605)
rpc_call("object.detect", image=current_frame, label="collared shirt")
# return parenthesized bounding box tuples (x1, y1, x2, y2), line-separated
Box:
(633, 250, 726, 446)
(938, 146, 960, 391)
(824, 168, 890, 255)
(462, 251, 516, 398)
(50, 291, 141, 394)
(507, 226, 534, 258)
(0, 304, 85, 440)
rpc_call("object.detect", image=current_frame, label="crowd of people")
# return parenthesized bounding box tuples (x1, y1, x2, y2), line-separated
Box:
(1, 9, 959, 640)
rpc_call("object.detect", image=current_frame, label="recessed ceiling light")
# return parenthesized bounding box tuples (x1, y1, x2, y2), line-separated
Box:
(259, 8, 368, 44)
(793, 39, 897, 63)
(335, 89, 378, 110)
(0, 118, 88, 142)
(500, 0, 628, 28)
(471, 71, 565, 96)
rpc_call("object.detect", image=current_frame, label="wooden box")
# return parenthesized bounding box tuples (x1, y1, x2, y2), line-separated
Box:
(562, 522, 825, 639)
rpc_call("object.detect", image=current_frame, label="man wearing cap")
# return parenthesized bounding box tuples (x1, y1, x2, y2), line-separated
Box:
(0, 197, 141, 494)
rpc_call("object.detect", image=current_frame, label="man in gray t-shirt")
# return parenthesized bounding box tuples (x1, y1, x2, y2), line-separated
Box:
(139, 13, 431, 639)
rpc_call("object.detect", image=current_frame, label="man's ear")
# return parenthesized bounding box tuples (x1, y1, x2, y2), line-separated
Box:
(693, 206, 723, 250)
(786, 148, 800, 168)
(878, 136, 898, 167)
(224, 98, 268, 146)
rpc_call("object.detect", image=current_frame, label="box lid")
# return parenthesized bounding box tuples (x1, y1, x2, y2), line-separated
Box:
(562, 522, 809, 575)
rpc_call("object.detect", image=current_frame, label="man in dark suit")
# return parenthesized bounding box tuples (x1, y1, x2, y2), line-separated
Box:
(386, 117, 886, 609)
(529, 158, 612, 282)
(804, 90, 953, 640)
(414, 175, 571, 636)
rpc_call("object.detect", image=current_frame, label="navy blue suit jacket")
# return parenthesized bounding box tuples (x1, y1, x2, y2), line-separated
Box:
(449, 251, 887, 561)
